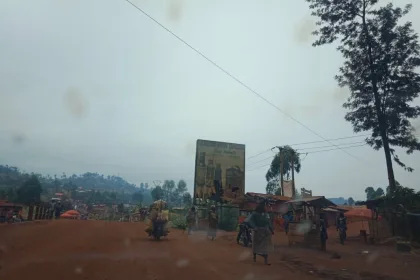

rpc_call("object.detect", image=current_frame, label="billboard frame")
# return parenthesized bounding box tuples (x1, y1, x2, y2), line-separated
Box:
(193, 139, 246, 205)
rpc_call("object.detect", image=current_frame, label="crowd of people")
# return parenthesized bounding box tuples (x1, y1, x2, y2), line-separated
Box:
(144, 199, 348, 265)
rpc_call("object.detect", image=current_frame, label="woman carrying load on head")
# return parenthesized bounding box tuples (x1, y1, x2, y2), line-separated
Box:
(248, 201, 274, 265)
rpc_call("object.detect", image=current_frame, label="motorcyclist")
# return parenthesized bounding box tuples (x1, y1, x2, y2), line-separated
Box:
(336, 212, 347, 242)
(146, 200, 169, 236)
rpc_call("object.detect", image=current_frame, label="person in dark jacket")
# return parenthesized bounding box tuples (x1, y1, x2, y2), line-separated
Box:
(320, 213, 328, 251)
(336, 212, 347, 242)
(207, 205, 218, 240)
(283, 211, 293, 235)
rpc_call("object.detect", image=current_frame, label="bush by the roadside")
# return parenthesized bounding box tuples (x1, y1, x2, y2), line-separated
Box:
(170, 213, 187, 230)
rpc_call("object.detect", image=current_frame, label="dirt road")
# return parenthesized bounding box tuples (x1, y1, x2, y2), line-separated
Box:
(0, 220, 418, 280)
(0, 220, 307, 280)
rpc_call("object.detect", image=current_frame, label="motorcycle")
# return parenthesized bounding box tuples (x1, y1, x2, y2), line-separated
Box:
(151, 219, 168, 240)
(238, 224, 252, 247)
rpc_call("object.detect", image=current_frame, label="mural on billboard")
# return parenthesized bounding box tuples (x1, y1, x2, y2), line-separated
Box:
(194, 139, 245, 204)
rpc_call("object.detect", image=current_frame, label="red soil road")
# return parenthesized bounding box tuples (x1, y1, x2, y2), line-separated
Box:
(0, 220, 419, 280)
(0, 220, 312, 280)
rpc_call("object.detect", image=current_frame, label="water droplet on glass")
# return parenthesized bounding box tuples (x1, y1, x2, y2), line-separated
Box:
(74, 267, 83, 274)
(243, 273, 254, 280)
(176, 259, 189, 267)
(238, 250, 251, 261)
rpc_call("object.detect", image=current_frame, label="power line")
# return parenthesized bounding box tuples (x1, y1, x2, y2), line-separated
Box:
(305, 143, 368, 154)
(247, 143, 368, 172)
(123, 0, 367, 164)
(246, 133, 370, 160)
(247, 148, 273, 160)
(289, 134, 370, 147)
(247, 154, 277, 167)
(297, 141, 366, 151)
(246, 141, 367, 168)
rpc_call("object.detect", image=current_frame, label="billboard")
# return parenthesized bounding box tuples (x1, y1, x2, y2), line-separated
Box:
(283, 180, 294, 198)
(194, 139, 245, 204)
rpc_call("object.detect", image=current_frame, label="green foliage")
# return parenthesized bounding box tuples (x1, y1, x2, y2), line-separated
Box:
(131, 191, 143, 204)
(151, 180, 190, 207)
(348, 197, 355, 206)
(265, 146, 301, 194)
(306, 0, 420, 193)
(182, 192, 193, 207)
(0, 164, 193, 208)
(388, 184, 420, 211)
(151, 186, 164, 201)
(365, 186, 385, 200)
(169, 213, 188, 230)
(218, 206, 239, 231)
(16, 175, 42, 205)
(117, 203, 124, 214)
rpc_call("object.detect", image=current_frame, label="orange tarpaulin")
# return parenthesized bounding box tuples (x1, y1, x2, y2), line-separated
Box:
(64, 210, 80, 216)
(345, 208, 381, 219)
(60, 213, 72, 218)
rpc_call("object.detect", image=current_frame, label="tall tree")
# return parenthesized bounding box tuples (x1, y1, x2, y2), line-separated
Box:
(306, 1, 420, 193)
(162, 180, 176, 203)
(182, 192, 193, 207)
(365, 187, 376, 200)
(348, 197, 355, 206)
(176, 180, 187, 193)
(151, 186, 164, 201)
(265, 146, 301, 194)
(16, 175, 42, 205)
(131, 192, 143, 204)
(365, 186, 384, 200)
(375, 187, 385, 198)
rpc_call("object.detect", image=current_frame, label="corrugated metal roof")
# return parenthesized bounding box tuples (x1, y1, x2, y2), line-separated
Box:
(245, 192, 291, 202)
(286, 196, 336, 207)
(0, 201, 24, 208)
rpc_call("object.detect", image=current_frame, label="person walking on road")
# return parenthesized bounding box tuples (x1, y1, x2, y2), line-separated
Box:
(283, 211, 293, 235)
(207, 205, 218, 240)
(336, 212, 347, 244)
(186, 206, 197, 235)
(248, 201, 274, 265)
(320, 213, 328, 251)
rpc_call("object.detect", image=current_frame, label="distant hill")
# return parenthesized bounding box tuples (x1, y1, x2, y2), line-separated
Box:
(328, 197, 348, 205)
(0, 165, 137, 192)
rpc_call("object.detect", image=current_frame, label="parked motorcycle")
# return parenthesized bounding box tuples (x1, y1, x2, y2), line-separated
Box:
(238, 224, 252, 247)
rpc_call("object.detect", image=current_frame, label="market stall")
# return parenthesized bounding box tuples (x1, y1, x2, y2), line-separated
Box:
(286, 196, 335, 250)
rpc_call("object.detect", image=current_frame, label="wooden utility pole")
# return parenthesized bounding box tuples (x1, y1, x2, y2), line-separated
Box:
(291, 155, 295, 197)
(278, 147, 284, 196)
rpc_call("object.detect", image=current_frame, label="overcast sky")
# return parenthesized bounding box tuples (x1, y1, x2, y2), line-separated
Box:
(1, 0, 419, 200)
